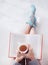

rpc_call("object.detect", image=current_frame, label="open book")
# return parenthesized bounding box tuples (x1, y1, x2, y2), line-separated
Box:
(8, 33, 43, 59)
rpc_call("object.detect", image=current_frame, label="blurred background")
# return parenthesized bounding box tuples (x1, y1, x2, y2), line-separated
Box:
(0, 0, 48, 65)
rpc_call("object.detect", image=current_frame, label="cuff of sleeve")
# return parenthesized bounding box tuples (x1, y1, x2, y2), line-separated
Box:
(29, 59, 40, 65)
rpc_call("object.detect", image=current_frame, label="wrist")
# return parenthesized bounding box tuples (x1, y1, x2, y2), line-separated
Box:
(30, 56, 35, 61)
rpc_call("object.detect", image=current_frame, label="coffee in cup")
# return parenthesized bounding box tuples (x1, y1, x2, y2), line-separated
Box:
(19, 44, 28, 54)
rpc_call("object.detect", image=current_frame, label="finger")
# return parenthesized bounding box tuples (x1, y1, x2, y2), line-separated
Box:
(16, 50, 22, 57)
(27, 44, 30, 48)
(16, 49, 20, 54)
(21, 53, 26, 57)
(20, 56, 24, 60)
(25, 54, 29, 58)
(21, 53, 25, 55)
(29, 45, 32, 51)
(27, 44, 32, 49)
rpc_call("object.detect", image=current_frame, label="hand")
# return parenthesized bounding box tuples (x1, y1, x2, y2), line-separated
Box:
(15, 50, 25, 62)
(25, 44, 35, 60)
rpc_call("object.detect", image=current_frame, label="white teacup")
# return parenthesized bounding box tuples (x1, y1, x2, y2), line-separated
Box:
(18, 44, 28, 54)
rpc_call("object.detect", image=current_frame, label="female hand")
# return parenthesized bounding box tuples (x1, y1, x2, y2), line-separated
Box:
(15, 50, 25, 62)
(25, 44, 35, 60)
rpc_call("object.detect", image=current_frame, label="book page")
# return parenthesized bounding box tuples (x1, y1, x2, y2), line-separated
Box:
(9, 33, 26, 57)
(9, 33, 42, 59)
(25, 34, 42, 59)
